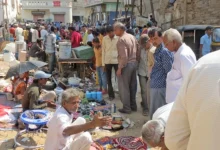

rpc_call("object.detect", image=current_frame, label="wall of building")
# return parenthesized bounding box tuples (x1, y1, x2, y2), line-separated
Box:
(21, 0, 72, 23)
(72, 0, 85, 21)
(135, 0, 152, 18)
(21, 9, 51, 21)
(153, 0, 220, 29)
(2, 0, 21, 24)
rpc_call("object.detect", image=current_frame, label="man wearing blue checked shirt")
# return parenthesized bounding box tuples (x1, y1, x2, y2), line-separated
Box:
(148, 28, 173, 119)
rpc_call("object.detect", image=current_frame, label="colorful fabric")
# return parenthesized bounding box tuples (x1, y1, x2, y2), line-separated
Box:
(114, 136, 147, 150)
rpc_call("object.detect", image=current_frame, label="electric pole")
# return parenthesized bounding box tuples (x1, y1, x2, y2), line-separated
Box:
(150, 0, 155, 19)
(115, 0, 119, 22)
(131, 0, 135, 28)
(140, 0, 142, 16)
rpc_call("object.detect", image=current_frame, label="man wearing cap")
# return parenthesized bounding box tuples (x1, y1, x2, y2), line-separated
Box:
(200, 26, 212, 57)
(22, 71, 55, 111)
(29, 38, 45, 61)
(138, 34, 156, 116)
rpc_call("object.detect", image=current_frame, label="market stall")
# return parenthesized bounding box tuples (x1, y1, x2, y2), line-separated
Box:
(56, 41, 94, 79)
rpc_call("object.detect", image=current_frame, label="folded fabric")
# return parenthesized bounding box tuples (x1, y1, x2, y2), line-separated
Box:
(113, 136, 147, 150)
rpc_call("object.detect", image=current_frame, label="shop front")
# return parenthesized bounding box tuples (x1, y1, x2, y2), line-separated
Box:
(32, 11, 45, 22)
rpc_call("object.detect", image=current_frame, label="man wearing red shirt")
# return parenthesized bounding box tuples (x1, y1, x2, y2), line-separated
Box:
(10, 24, 16, 38)
(68, 27, 82, 48)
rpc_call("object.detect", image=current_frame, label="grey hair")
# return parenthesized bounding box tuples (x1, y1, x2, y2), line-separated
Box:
(141, 120, 165, 145)
(61, 88, 80, 104)
(114, 22, 126, 31)
(162, 28, 182, 43)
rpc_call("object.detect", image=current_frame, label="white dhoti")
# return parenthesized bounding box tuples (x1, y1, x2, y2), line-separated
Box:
(63, 117, 93, 150)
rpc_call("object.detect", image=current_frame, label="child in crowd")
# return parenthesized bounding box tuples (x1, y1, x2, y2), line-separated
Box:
(92, 38, 107, 94)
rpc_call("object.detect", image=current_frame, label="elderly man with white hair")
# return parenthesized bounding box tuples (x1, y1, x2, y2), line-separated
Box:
(163, 28, 197, 103)
(44, 88, 112, 150)
(142, 102, 173, 150)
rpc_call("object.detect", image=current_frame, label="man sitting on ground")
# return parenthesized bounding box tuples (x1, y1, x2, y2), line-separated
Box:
(44, 88, 112, 150)
(29, 38, 46, 61)
(22, 71, 56, 112)
(141, 102, 173, 150)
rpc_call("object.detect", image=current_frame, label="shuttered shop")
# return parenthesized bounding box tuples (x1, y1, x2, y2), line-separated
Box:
(54, 14, 65, 23)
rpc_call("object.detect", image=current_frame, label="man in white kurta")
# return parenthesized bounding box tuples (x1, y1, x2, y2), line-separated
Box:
(44, 88, 112, 150)
(165, 50, 220, 150)
(163, 28, 197, 103)
(142, 102, 173, 149)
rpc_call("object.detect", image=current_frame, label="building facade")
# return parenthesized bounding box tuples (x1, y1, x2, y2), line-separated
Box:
(152, 0, 220, 30)
(72, 0, 85, 22)
(1, 0, 21, 24)
(84, 0, 131, 25)
(21, 0, 72, 23)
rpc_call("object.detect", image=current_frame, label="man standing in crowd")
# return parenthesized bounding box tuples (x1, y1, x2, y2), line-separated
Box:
(148, 28, 173, 119)
(200, 26, 212, 57)
(87, 28, 94, 43)
(82, 25, 88, 45)
(23, 26, 30, 44)
(10, 24, 16, 39)
(114, 22, 138, 114)
(102, 26, 118, 100)
(31, 26, 39, 43)
(163, 28, 196, 103)
(138, 34, 155, 116)
(15, 24, 23, 41)
(40, 25, 48, 44)
(44, 26, 56, 73)
(69, 27, 82, 48)
(165, 51, 220, 150)
(45, 88, 112, 150)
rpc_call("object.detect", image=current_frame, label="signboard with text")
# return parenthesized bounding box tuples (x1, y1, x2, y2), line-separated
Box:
(53, 1, 61, 7)
(84, 0, 103, 7)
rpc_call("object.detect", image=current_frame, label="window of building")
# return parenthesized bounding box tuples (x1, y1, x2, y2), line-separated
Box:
(74, 0, 77, 2)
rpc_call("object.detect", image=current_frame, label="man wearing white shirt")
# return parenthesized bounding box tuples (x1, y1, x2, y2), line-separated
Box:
(31, 26, 39, 43)
(142, 103, 173, 150)
(102, 26, 118, 100)
(165, 50, 220, 150)
(15, 24, 23, 41)
(162, 28, 196, 103)
(40, 26, 48, 43)
(87, 28, 94, 43)
(44, 26, 56, 73)
(45, 88, 112, 150)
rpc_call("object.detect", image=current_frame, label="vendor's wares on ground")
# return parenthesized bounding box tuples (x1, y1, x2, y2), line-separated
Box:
(0, 27, 149, 150)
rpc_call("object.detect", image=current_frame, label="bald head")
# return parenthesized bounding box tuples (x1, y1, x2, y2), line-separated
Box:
(114, 22, 126, 37)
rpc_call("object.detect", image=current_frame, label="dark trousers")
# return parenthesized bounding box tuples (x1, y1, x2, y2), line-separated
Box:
(105, 64, 118, 98)
(138, 75, 149, 111)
